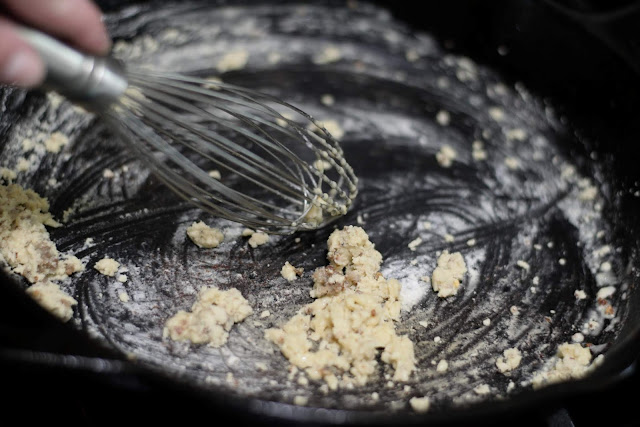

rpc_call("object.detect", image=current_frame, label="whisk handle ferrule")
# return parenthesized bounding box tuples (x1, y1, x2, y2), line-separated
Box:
(17, 27, 128, 112)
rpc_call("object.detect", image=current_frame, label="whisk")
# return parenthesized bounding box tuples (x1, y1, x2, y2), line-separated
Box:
(18, 27, 358, 234)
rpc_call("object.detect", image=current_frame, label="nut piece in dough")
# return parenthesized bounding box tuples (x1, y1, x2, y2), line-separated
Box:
(187, 221, 224, 248)
(164, 286, 253, 347)
(94, 257, 120, 277)
(281, 261, 303, 281)
(431, 251, 467, 298)
(265, 226, 415, 390)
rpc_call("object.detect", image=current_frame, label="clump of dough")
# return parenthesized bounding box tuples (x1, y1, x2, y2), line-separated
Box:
(436, 145, 456, 168)
(496, 348, 522, 373)
(532, 343, 595, 388)
(320, 94, 335, 106)
(164, 286, 253, 347)
(504, 156, 520, 170)
(216, 50, 249, 73)
(431, 251, 467, 298)
(0, 167, 17, 182)
(0, 184, 84, 321)
(409, 396, 431, 413)
(472, 140, 487, 161)
(43, 132, 69, 153)
(312, 45, 342, 65)
(207, 170, 221, 179)
(578, 178, 598, 201)
(187, 221, 224, 248)
(248, 231, 269, 248)
(436, 110, 450, 126)
(474, 384, 491, 395)
(94, 257, 120, 277)
(310, 120, 344, 140)
(119, 291, 130, 303)
(0, 184, 84, 283)
(408, 237, 423, 251)
(241, 228, 270, 247)
(313, 159, 332, 172)
(265, 226, 415, 390)
(303, 197, 325, 226)
(25, 282, 77, 322)
(281, 261, 303, 281)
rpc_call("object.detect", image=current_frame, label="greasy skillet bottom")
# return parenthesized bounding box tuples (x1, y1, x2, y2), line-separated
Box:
(0, 0, 632, 414)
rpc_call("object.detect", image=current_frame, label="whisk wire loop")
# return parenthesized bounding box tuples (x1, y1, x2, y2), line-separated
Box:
(110, 71, 357, 233)
(122, 84, 314, 209)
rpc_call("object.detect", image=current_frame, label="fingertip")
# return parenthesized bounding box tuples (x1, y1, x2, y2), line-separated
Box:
(0, 22, 45, 88)
(0, 48, 45, 88)
(80, 2, 112, 54)
(3, 0, 112, 56)
(83, 23, 112, 55)
(76, 9, 112, 55)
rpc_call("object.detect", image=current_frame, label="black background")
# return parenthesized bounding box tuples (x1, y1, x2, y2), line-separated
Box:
(2, 1, 640, 425)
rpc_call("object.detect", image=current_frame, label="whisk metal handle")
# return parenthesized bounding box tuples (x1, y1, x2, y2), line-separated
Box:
(17, 27, 128, 111)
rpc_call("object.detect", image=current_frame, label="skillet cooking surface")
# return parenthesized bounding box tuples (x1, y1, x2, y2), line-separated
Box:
(0, 0, 636, 415)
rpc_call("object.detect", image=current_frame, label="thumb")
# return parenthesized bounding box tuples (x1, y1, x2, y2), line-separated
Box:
(0, 19, 45, 88)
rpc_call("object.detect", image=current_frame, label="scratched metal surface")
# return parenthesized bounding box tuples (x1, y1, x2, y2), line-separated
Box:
(0, 0, 636, 416)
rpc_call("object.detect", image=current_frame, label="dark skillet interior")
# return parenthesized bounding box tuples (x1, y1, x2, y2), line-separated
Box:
(1, 0, 640, 425)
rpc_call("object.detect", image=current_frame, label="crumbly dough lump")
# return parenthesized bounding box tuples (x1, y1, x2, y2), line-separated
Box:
(164, 286, 253, 347)
(187, 221, 224, 248)
(431, 250, 467, 298)
(243, 229, 269, 248)
(409, 396, 431, 413)
(0, 184, 84, 321)
(532, 343, 594, 388)
(25, 281, 78, 322)
(496, 347, 522, 373)
(435, 145, 457, 168)
(303, 203, 324, 226)
(265, 226, 415, 390)
(281, 261, 303, 281)
(94, 257, 120, 276)
(43, 132, 69, 153)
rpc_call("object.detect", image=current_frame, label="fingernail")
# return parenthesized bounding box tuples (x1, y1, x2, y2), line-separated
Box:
(2, 50, 44, 88)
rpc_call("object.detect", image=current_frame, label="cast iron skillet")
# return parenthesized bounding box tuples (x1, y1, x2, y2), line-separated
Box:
(1, 0, 639, 424)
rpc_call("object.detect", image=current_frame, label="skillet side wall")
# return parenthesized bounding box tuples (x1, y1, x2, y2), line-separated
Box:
(0, 0, 639, 424)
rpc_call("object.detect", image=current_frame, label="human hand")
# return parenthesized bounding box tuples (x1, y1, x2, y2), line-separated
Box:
(0, 0, 110, 88)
